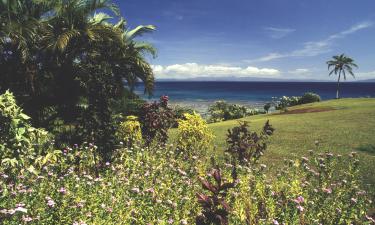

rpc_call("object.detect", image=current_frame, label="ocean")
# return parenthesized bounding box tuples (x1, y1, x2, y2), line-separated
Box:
(134, 81, 375, 112)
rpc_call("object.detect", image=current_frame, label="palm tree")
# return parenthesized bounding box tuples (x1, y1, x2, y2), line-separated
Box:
(327, 54, 358, 99)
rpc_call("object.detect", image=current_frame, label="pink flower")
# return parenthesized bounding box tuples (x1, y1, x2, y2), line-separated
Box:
(58, 187, 67, 195)
(273, 219, 279, 225)
(22, 215, 33, 222)
(322, 187, 332, 194)
(46, 197, 55, 208)
(297, 205, 304, 212)
(293, 196, 304, 204)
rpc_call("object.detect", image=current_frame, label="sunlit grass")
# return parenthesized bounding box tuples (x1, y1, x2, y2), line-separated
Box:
(172, 98, 375, 186)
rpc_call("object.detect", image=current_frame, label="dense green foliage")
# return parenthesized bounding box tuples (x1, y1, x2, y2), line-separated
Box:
(0, 95, 374, 224)
(0, 0, 156, 156)
(0, 91, 50, 170)
(299, 92, 321, 104)
(275, 92, 321, 110)
(208, 101, 264, 123)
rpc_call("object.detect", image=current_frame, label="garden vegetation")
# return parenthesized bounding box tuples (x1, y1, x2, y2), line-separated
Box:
(1, 0, 374, 224)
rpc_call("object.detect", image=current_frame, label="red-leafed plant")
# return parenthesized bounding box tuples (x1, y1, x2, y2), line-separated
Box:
(196, 167, 237, 225)
(226, 120, 274, 165)
(139, 95, 175, 146)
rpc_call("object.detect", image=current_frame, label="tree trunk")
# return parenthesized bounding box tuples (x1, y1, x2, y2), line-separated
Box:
(336, 70, 341, 99)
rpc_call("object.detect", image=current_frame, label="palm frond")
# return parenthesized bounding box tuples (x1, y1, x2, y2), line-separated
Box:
(55, 29, 81, 52)
(134, 42, 157, 58)
(124, 25, 156, 41)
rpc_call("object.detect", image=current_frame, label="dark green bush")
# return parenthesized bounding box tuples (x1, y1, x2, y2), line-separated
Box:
(208, 101, 263, 123)
(299, 92, 321, 104)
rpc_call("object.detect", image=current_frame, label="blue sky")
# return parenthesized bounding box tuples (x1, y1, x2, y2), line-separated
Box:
(114, 0, 375, 80)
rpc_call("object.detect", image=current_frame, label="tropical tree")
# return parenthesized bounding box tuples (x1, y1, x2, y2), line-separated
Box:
(0, 0, 157, 159)
(327, 54, 358, 99)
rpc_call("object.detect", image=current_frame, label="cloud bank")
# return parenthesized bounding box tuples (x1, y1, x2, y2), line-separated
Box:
(152, 63, 280, 79)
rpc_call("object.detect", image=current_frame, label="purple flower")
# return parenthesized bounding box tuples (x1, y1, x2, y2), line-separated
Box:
(273, 219, 279, 225)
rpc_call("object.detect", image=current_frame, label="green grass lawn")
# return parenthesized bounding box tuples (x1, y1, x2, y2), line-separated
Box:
(175, 98, 375, 187)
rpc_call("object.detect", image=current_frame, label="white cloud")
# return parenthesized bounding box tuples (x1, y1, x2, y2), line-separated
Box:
(288, 68, 311, 75)
(151, 63, 280, 79)
(264, 27, 296, 39)
(249, 21, 373, 62)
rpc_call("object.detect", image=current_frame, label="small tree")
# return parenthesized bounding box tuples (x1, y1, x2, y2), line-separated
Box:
(263, 103, 271, 114)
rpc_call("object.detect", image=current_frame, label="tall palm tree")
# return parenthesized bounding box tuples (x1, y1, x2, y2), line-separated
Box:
(0, 0, 49, 94)
(327, 54, 358, 99)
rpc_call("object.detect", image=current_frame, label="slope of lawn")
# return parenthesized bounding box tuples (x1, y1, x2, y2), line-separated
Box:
(198, 98, 375, 186)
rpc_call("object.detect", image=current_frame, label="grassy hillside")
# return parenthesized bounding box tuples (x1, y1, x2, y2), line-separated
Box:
(184, 98, 375, 186)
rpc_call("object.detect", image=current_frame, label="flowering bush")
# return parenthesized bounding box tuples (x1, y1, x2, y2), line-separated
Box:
(275, 96, 301, 110)
(208, 101, 264, 123)
(115, 115, 142, 148)
(274, 92, 321, 110)
(176, 113, 214, 158)
(0, 143, 374, 224)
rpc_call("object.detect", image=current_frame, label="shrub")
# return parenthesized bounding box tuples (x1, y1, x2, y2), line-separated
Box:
(208, 101, 262, 123)
(299, 92, 321, 104)
(139, 95, 175, 146)
(196, 167, 237, 225)
(116, 116, 142, 148)
(0, 91, 50, 171)
(275, 96, 301, 110)
(226, 120, 274, 165)
(172, 105, 196, 127)
(264, 103, 271, 114)
(274, 93, 321, 110)
(176, 113, 214, 158)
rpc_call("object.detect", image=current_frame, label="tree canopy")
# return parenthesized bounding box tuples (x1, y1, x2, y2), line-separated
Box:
(0, 0, 157, 157)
